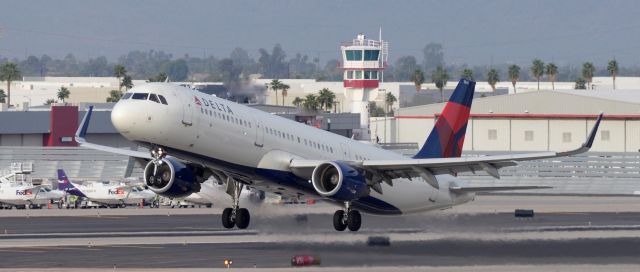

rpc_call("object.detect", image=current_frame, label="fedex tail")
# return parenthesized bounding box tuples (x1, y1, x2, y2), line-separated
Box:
(57, 169, 86, 197)
(414, 79, 475, 159)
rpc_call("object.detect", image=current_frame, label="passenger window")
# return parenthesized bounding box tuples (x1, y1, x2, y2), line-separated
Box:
(149, 94, 160, 103)
(158, 95, 168, 105)
(122, 93, 133, 100)
(131, 93, 149, 100)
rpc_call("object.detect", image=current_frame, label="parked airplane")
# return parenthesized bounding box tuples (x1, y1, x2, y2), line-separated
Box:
(0, 182, 63, 209)
(75, 79, 602, 231)
(57, 169, 156, 208)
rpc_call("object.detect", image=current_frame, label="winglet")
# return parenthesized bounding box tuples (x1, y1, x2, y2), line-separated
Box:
(558, 113, 603, 156)
(75, 105, 94, 144)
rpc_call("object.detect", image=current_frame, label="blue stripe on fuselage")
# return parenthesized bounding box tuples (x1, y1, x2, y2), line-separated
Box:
(144, 143, 401, 215)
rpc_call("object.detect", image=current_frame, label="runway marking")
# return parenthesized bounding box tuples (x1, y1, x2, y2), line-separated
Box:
(103, 245, 165, 249)
(43, 246, 102, 251)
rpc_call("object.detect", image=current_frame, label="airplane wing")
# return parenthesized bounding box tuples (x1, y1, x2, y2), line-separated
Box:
(75, 106, 152, 159)
(290, 113, 603, 190)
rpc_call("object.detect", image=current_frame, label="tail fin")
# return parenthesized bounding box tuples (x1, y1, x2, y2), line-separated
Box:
(57, 169, 86, 197)
(413, 79, 475, 159)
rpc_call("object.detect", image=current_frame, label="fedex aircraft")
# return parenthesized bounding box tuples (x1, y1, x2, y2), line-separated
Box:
(0, 183, 63, 209)
(57, 169, 156, 208)
(76, 79, 602, 231)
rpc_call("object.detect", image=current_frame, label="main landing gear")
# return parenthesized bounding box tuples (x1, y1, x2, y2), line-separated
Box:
(333, 202, 361, 232)
(221, 177, 250, 229)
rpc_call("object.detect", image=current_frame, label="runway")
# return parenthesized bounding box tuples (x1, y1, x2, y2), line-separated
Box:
(1, 196, 640, 270)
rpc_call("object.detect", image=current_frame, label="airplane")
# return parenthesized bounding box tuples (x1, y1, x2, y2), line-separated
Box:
(57, 169, 156, 208)
(0, 182, 63, 209)
(75, 79, 602, 231)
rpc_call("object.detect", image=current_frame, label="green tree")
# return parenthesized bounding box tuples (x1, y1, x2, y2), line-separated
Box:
(317, 88, 336, 112)
(422, 43, 444, 72)
(0, 89, 5, 103)
(106, 90, 123, 102)
(120, 75, 133, 91)
(148, 72, 168, 82)
(113, 64, 127, 91)
(368, 101, 385, 117)
(280, 83, 290, 106)
(582, 62, 595, 89)
(607, 59, 619, 90)
(268, 79, 283, 105)
(411, 69, 425, 92)
(530, 59, 545, 90)
(302, 94, 320, 111)
(165, 59, 189, 81)
(575, 77, 587, 89)
(545, 63, 558, 90)
(487, 69, 499, 91)
(57, 87, 70, 103)
(385, 92, 397, 114)
(44, 99, 56, 105)
(432, 65, 449, 102)
(508, 64, 520, 94)
(292, 97, 303, 108)
(393, 56, 418, 81)
(0, 62, 22, 107)
(461, 68, 474, 81)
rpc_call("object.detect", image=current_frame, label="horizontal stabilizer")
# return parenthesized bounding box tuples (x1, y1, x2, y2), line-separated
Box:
(449, 185, 551, 193)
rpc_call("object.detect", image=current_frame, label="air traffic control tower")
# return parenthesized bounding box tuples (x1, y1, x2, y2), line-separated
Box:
(340, 33, 388, 140)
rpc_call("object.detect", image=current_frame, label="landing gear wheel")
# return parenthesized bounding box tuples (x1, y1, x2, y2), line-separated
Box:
(236, 208, 250, 229)
(333, 210, 347, 231)
(347, 210, 362, 231)
(222, 207, 235, 229)
(119, 201, 126, 209)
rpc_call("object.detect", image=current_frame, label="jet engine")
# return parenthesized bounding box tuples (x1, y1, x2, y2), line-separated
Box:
(311, 161, 369, 201)
(143, 157, 201, 198)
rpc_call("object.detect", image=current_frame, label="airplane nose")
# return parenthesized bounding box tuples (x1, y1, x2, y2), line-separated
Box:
(111, 101, 133, 133)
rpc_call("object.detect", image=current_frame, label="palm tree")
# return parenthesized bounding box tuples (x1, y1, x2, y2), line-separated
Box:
(432, 65, 449, 102)
(545, 63, 558, 90)
(508, 64, 520, 94)
(530, 59, 545, 90)
(113, 65, 127, 92)
(411, 69, 425, 92)
(317, 88, 336, 112)
(268, 79, 282, 106)
(106, 90, 123, 102)
(120, 75, 133, 91)
(575, 77, 587, 89)
(44, 99, 56, 105)
(57, 87, 71, 103)
(582, 62, 595, 89)
(487, 69, 499, 91)
(607, 59, 619, 90)
(280, 83, 290, 106)
(461, 68, 474, 81)
(0, 62, 22, 107)
(385, 92, 397, 114)
(292, 97, 303, 108)
(302, 94, 320, 111)
(0, 89, 5, 103)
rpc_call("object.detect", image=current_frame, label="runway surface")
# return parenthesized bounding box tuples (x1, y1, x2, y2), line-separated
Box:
(1, 196, 640, 270)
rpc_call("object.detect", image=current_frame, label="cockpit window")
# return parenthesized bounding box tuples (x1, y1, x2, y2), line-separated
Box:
(122, 93, 133, 100)
(158, 95, 168, 105)
(132, 93, 149, 100)
(149, 93, 160, 103)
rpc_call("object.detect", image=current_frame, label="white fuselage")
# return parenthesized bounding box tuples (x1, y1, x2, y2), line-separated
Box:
(111, 83, 474, 214)
(0, 184, 63, 206)
(70, 182, 155, 205)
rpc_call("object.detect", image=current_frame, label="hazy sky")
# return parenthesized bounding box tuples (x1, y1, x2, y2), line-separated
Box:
(1, 0, 640, 66)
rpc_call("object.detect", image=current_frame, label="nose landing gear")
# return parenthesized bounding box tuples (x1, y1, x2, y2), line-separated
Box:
(333, 202, 361, 232)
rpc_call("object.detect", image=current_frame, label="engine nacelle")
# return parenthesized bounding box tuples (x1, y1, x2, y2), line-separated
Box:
(311, 161, 369, 201)
(143, 157, 201, 198)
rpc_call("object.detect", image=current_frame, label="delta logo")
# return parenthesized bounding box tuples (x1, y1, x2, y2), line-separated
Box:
(16, 189, 33, 196)
(108, 189, 125, 195)
(194, 96, 202, 106)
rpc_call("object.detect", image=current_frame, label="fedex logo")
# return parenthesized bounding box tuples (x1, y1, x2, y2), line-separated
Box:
(194, 96, 234, 115)
(16, 189, 33, 196)
(108, 189, 125, 195)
